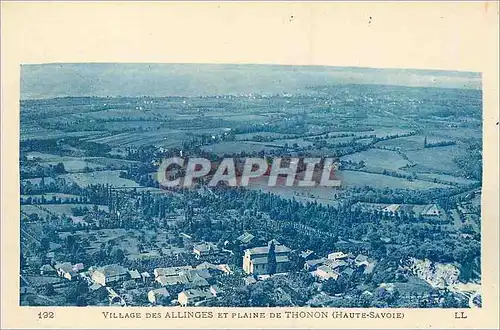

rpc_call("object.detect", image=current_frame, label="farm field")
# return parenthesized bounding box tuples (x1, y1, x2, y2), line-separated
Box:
(21, 205, 52, 219)
(57, 228, 187, 259)
(341, 149, 410, 171)
(57, 171, 141, 187)
(375, 135, 456, 151)
(403, 145, 466, 174)
(336, 170, 449, 190)
(21, 193, 80, 200)
(26, 152, 105, 172)
(234, 132, 293, 141)
(417, 173, 478, 185)
(201, 141, 279, 155)
(40, 204, 109, 214)
(21, 204, 109, 219)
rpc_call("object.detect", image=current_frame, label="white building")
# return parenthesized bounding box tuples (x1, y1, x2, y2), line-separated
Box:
(243, 242, 291, 275)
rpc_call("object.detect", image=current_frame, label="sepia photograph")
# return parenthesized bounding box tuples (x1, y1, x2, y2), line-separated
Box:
(1, 2, 498, 329)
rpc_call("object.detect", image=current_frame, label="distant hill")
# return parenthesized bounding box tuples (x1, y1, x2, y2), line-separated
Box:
(21, 63, 481, 100)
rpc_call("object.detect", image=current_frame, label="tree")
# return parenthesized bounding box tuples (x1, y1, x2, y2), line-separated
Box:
(111, 248, 125, 264)
(76, 295, 87, 306)
(44, 283, 55, 296)
(54, 162, 66, 175)
(267, 241, 277, 275)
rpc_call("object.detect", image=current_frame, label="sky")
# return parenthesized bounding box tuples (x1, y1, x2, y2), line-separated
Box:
(20, 63, 482, 100)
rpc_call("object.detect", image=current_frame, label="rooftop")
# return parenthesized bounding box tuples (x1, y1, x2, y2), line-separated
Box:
(128, 269, 141, 279)
(252, 255, 290, 265)
(95, 264, 128, 277)
(300, 250, 315, 258)
(245, 244, 291, 256)
(179, 289, 213, 300)
(157, 274, 189, 286)
(154, 266, 192, 277)
(40, 264, 54, 272)
(150, 287, 170, 296)
(237, 232, 255, 244)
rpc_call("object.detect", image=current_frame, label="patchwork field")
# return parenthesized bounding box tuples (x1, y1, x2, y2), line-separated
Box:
(403, 145, 466, 174)
(26, 152, 105, 172)
(341, 149, 410, 171)
(376, 135, 456, 151)
(201, 141, 279, 155)
(58, 228, 188, 259)
(57, 171, 141, 187)
(21, 204, 109, 219)
(336, 170, 449, 190)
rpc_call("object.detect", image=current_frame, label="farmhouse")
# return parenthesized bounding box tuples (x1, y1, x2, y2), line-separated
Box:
(312, 265, 340, 281)
(148, 288, 170, 305)
(324, 259, 348, 270)
(243, 241, 291, 275)
(155, 266, 211, 288)
(40, 264, 56, 276)
(236, 231, 256, 246)
(382, 204, 400, 214)
(154, 266, 192, 278)
(193, 242, 220, 259)
(420, 204, 442, 217)
(304, 258, 327, 271)
(178, 289, 214, 306)
(128, 269, 141, 281)
(54, 262, 78, 281)
(327, 251, 348, 260)
(92, 264, 129, 286)
(195, 261, 232, 275)
(300, 250, 316, 260)
(156, 274, 189, 286)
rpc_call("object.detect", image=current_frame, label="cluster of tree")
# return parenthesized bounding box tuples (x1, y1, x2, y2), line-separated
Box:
(424, 141, 456, 148)
(21, 138, 111, 157)
(453, 142, 482, 181)
(20, 163, 67, 179)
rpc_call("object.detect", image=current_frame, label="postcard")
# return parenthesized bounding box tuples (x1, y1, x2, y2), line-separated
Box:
(1, 1, 499, 329)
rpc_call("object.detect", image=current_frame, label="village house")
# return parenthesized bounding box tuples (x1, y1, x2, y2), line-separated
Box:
(178, 289, 214, 306)
(92, 264, 129, 286)
(154, 266, 192, 278)
(327, 251, 348, 261)
(154, 266, 211, 288)
(192, 242, 220, 259)
(382, 204, 400, 215)
(312, 265, 340, 281)
(39, 264, 56, 276)
(156, 274, 189, 286)
(128, 269, 141, 282)
(243, 241, 291, 275)
(420, 204, 442, 217)
(299, 249, 316, 261)
(304, 258, 327, 271)
(236, 231, 256, 247)
(354, 254, 377, 274)
(54, 262, 78, 281)
(195, 262, 232, 275)
(148, 288, 170, 305)
(324, 258, 348, 271)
